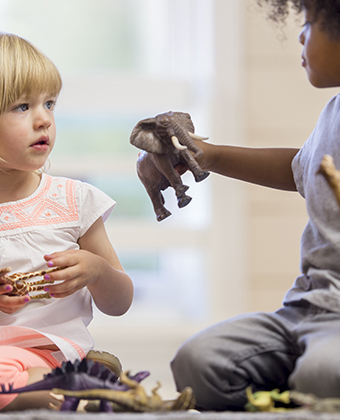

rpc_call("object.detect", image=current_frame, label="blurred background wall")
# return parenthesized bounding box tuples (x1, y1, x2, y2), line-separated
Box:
(1, 0, 339, 399)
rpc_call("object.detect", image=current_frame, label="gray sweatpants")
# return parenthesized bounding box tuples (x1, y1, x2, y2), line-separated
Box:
(171, 302, 340, 411)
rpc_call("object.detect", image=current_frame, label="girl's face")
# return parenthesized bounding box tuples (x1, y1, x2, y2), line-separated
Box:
(299, 7, 340, 88)
(0, 93, 56, 173)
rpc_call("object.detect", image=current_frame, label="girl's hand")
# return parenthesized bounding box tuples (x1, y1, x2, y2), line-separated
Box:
(44, 217, 133, 316)
(43, 250, 108, 298)
(0, 284, 30, 314)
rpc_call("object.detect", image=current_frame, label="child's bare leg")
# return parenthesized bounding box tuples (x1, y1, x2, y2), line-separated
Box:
(26, 366, 52, 385)
(1, 366, 63, 411)
(1, 390, 63, 411)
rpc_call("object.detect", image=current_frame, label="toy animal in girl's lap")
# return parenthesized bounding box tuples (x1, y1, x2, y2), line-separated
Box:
(130, 111, 210, 221)
(0, 266, 65, 299)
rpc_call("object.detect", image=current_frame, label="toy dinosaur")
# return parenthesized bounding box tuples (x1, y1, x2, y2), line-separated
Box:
(54, 370, 196, 413)
(289, 390, 340, 413)
(0, 266, 65, 299)
(0, 358, 150, 412)
(245, 387, 291, 412)
(245, 387, 340, 413)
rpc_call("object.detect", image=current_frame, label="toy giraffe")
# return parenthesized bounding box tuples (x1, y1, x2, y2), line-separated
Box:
(318, 154, 340, 209)
(0, 266, 65, 299)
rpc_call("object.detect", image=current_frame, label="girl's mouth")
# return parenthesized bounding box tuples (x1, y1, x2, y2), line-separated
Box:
(30, 137, 50, 151)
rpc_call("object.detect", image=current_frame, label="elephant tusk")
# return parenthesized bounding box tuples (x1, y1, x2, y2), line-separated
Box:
(171, 136, 187, 151)
(188, 132, 209, 141)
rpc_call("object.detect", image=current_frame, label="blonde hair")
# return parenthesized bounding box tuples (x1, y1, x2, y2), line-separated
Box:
(0, 33, 62, 114)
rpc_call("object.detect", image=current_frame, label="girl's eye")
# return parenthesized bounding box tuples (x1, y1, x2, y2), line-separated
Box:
(14, 104, 29, 112)
(45, 100, 56, 110)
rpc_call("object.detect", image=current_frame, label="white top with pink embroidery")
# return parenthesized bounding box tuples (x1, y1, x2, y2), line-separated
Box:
(0, 173, 116, 363)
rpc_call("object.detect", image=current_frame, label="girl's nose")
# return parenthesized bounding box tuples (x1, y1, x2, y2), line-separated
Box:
(34, 108, 52, 129)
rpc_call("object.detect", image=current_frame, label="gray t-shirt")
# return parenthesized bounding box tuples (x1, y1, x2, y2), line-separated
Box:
(283, 94, 340, 312)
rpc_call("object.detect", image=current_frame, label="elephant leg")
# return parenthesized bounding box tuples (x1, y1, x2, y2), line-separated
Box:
(177, 192, 192, 208)
(136, 153, 172, 221)
(180, 150, 210, 182)
(144, 180, 173, 221)
(153, 188, 172, 221)
(154, 154, 192, 208)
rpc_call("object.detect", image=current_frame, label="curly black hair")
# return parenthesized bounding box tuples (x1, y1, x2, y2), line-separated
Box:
(256, 0, 340, 39)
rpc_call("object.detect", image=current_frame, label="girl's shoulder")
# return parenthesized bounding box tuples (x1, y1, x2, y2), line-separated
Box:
(45, 174, 116, 230)
(42, 174, 101, 202)
(44, 174, 107, 198)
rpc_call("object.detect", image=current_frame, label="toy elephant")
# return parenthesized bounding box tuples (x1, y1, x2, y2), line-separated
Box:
(130, 111, 209, 221)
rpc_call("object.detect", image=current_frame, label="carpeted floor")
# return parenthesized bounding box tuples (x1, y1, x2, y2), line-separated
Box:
(2, 411, 340, 420)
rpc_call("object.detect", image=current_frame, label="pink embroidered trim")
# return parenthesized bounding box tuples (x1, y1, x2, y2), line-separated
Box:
(61, 337, 86, 359)
(0, 175, 79, 231)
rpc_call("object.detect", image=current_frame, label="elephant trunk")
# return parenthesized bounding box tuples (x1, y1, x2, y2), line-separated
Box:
(171, 124, 206, 157)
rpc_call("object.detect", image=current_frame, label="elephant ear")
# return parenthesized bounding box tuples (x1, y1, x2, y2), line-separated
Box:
(174, 112, 195, 134)
(130, 118, 167, 154)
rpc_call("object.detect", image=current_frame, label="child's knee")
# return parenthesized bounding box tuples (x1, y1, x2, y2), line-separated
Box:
(172, 335, 208, 372)
(171, 338, 198, 378)
(289, 357, 340, 398)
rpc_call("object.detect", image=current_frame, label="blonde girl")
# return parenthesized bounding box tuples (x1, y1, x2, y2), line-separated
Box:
(0, 33, 133, 411)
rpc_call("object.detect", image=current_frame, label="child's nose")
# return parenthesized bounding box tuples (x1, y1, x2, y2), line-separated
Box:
(34, 108, 52, 129)
(298, 28, 305, 45)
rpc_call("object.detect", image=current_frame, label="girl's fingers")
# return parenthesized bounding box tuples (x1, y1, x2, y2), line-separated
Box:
(43, 266, 77, 283)
(44, 250, 79, 266)
(0, 284, 13, 294)
(45, 281, 81, 299)
(44, 270, 81, 296)
(0, 294, 30, 304)
(0, 294, 30, 314)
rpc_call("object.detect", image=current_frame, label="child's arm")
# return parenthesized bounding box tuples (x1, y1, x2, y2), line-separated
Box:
(192, 141, 299, 191)
(43, 218, 133, 316)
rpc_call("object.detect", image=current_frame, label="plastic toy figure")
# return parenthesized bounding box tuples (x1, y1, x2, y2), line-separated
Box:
(130, 111, 209, 221)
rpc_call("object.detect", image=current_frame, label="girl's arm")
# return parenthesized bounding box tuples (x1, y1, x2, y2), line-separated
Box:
(44, 218, 133, 316)
(78, 217, 134, 315)
(195, 141, 299, 191)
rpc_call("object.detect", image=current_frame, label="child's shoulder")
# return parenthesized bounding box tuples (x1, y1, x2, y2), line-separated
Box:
(325, 92, 340, 107)
(45, 173, 76, 183)
(317, 93, 340, 121)
(44, 173, 88, 191)
(45, 173, 113, 203)
(41, 174, 91, 205)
